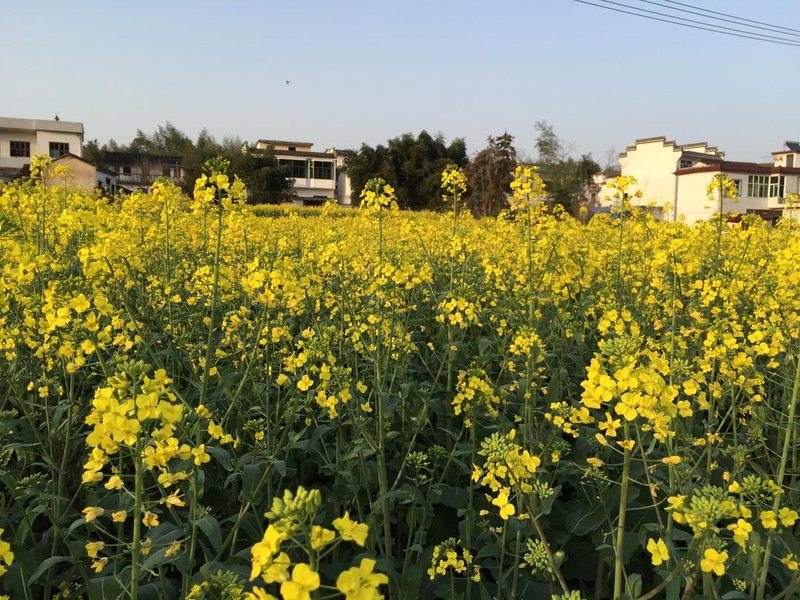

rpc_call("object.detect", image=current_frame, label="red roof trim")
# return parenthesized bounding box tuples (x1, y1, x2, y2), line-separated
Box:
(675, 161, 800, 176)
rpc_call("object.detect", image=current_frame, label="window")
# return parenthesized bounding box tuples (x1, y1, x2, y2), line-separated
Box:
(49, 142, 69, 158)
(747, 175, 784, 198)
(123, 166, 132, 175)
(748, 175, 769, 197)
(280, 159, 307, 178)
(679, 158, 693, 169)
(10, 140, 30, 157)
(769, 175, 785, 199)
(288, 146, 297, 152)
(731, 179, 742, 197)
(312, 161, 333, 180)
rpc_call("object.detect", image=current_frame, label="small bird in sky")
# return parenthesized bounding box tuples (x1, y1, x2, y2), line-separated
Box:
(286, 80, 291, 85)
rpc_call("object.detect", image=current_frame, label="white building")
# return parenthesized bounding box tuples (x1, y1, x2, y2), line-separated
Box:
(601, 137, 800, 223)
(247, 139, 352, 206)
(0, 116, 84, 181)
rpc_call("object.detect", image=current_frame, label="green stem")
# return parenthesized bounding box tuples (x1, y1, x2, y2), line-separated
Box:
(184, 465, 199, 597)
(131, 437, 143, 599)
(756, 352, 800, 599)
(613, 436, 632, 600)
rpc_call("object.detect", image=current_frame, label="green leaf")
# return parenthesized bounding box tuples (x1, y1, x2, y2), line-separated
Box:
(241, 463, 265, 503)
(196, 515, 222, 555)
(28, 555, 73, 584)
(207, 446, 233, 470)
(436, 484, 468, 509)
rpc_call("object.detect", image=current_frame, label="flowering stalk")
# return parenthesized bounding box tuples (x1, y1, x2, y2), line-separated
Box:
(509, 165, 546, 445)
(186, 158, 243, 593)
(441, 165, 466, 396)
(707, 173, 737, 269)
(359, 177, 398, 572)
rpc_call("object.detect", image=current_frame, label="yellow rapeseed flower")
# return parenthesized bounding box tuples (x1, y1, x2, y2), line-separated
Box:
(332, 512, 369, 547)
(700, 548, 728, 576)
(646, 538, 669, 566)
(310, 525, 335, 550)
(280, 563, 320, 600)
(85, 541, 104, 558)
(336, 558, 389, 600)
(83, 506, 104, 523)
(761, 510, 778, 529)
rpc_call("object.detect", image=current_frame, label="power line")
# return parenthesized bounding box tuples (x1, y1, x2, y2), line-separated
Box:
(572, 0, 800, 47)
(658, 0, 800, 35)
(634, 0, 800, 39)
(597, 0, 797, 43)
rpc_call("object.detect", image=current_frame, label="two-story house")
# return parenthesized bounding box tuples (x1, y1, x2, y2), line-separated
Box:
(246, 139, 352, 206)
(0, 116, 84, 182)
(600, 137, 800, 223)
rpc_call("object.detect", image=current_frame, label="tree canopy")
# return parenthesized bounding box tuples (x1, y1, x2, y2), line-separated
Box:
(465, 133, 518, 217)
(346, 131, 467, 210)
(534, 121, 600, 215)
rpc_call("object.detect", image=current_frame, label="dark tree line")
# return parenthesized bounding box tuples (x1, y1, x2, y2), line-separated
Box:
(347, 125, 599, 217)
(83, 121, 600, 214)
(346, 131, 468, 210)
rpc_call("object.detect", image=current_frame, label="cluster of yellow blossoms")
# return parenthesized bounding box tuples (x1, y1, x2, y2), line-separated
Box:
(665, 477, 800, 576)
(509, 165, 546, 211)
(440, 164, 467, 202)
(577, 342, 682, 444)
(0, 529, 12, 578)
(451, 367, 501, 421)
(360, 177, 398, 211)
(83, 361, 184, 483)
(193, 160, 247, 209)
(249, 487, 387, 600)
(428, 537, 480, 582)
(472, 430, 541, 520)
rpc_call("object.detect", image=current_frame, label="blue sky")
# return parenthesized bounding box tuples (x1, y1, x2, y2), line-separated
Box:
(3, 1, 798, 164)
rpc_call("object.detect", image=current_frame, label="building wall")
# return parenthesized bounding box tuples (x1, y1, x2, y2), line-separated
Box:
(0, 127, 83, 171)
(0, 130, 36, 170)
(256, 140, 313, 152)
(36, 130, 82, 157)
(674, 171, 800, 222)
(619, 140, 683, 209)
(674, 172, 734, 223)
(773, 152, 800, 168)
(49, 157, 97, 191)
(44, 155, 115, 194)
